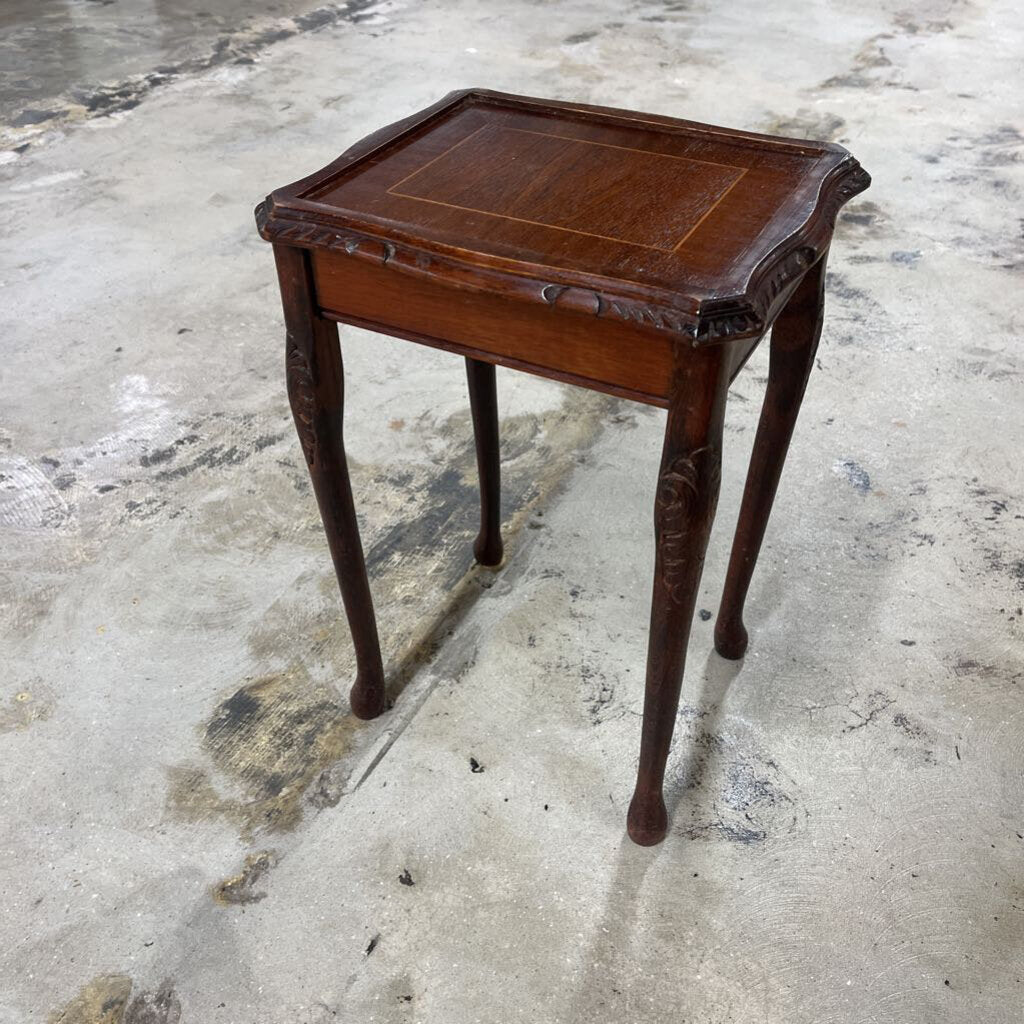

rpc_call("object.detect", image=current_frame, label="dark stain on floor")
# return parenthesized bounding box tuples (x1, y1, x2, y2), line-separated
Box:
(563, 30, 599, 44)
(892, 711, 929, 741)
(213, 850, 278, 905)
(890, 249, 922, 266)
(123, 982, 182, 1024)
(957, 479, 1024, 594)
(365, 463, 478, 579)
(834, 457, 872, 495)
(363, 391, 614, 598)
(48, 976, 132, 1024)
(49, 977, 180, 1024)
(819, 34, 894, 90)
(918, 126, 1023, 268)
(138, 435, 200, 468)
(825, 271, 881, 313)
(5, 0, 391, 151)
(539, 647, 627, 726)
(167, 665, 358, 839)
(987, 550, 1024, 592)
(760, 109, 846, 142)
(152, 433, 285, 482)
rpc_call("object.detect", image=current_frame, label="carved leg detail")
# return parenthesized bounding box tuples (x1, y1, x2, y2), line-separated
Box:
(465, 357, 503, 567)
(275, 244, 386, 720)
(715, 254, 827, 660)
(627, 350, 730, 846)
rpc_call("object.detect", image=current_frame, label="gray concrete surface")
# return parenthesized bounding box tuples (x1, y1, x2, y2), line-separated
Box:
(1, 1, 1022, 1021)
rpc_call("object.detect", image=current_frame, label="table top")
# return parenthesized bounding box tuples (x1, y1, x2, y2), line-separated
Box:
(257, 89, 869, 344)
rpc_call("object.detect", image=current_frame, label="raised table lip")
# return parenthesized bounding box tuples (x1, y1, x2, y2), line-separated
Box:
(255, 88, 871, 346)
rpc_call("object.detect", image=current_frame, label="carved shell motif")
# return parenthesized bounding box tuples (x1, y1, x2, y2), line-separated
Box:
(286, 340, 316, 467)
(655, 448, 719, 604)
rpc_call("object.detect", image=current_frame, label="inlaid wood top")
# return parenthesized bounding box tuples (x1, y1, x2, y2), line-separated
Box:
(257, 89, 870, 344)
(381, 124, 744, 253)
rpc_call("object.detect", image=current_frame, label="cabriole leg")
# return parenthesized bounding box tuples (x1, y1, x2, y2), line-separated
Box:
(715, 254, 827, 660)
(465, 357, 503, 567)
(274, 243, 386, 720)
(627, 348, 730, 846)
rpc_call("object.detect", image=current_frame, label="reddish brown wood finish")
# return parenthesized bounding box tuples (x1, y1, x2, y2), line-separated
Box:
(465, 358, 503, 567)
(259, 89, 868, 345)
(258, 90, 870, 846)
(628, 345, 730, 845)
(273, 243, 386, 720)
(312, 251, 676, 405)
(715, 254, 828, 660)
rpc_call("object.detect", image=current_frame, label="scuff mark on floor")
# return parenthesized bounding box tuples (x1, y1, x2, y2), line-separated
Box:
(833, 457, 872, 495)
(0, 456, 75, 531)
(671, 713, 801, 844)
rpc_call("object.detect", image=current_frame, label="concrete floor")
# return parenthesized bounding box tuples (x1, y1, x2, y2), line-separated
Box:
(1, 0, 1022, 1021)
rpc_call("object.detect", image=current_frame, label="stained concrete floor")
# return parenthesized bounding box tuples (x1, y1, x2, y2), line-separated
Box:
(2, 0, 1023, 1021)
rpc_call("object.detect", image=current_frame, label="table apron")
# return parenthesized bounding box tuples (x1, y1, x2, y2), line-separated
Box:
(312, 251, 679, 407)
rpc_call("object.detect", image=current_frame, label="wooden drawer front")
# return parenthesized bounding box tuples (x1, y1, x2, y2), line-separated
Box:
(312, 252, 675, 406)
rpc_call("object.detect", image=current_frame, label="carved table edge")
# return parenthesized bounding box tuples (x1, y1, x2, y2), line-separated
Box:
(742, 156, 872, 320)
(255, 198, 709, 342)
(255, 155, 870, 348)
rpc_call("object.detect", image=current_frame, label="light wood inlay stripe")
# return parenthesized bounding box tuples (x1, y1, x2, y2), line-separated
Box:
(386, 124, 747, 253)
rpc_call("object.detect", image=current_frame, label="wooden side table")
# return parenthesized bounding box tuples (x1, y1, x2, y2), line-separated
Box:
(256, 89, 870, 846)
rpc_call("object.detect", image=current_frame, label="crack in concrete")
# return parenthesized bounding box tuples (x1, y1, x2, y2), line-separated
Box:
(842, 689, 897, 732)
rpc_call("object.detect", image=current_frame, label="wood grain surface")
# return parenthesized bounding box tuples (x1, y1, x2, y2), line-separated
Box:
(256, 88, 870, 345)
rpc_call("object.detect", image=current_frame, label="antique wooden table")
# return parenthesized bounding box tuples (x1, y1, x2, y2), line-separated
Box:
(256, 89, 870, 846)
